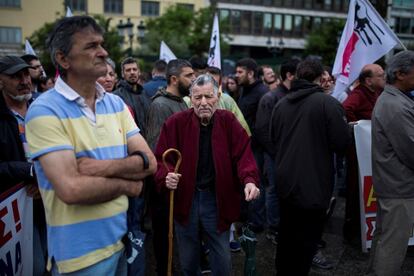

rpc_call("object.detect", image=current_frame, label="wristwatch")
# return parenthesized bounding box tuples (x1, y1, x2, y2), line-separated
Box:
(129, 150, 149, 170)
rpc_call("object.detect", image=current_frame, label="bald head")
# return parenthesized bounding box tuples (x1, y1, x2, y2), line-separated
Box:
(358, 64, 385, 92)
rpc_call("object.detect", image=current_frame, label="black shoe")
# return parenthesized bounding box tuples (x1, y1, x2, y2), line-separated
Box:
(312, 250, 334, 270)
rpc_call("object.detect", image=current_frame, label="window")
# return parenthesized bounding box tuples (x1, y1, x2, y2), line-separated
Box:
(219, 9, 230, 22)
(394, 0, 414, 8)
(240, 11, 251, 34)
(104, 0, 123, 14)
(177, 3, 194, 11)
(0, 0, 20, 7)
(313, 17, 322, 30)
(66, 0, 86, 12)
(284, 14, 293, 34)
(274, 14, 282, 35)
(314, 0, 323, 9)
(231, 10, 241, 33)
(304, 0, 312, 9)
(284, 0, 293, 7)
(293, 16, 303, 36)
(253, 12, 263, 34)
(274, 0, 282, 6)
(263, 13, 272, 35)
(303, 16, 312, 34)
(324, 0, 332, 10)
(142, 1, 159, 16)
(294, 0, 304, 8)
(395, 17, 412, 34)
(333, 0, 342, 11)
(0, 27, 21, 44)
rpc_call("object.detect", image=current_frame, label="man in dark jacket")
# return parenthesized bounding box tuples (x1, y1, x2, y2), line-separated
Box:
(270, 59, 349, 275)
(114, 57, 151, 135)
(146, 59, 195, 275)
(235, 57, 269, 232)
(0, 55, 47, 275)
(143, 59, 167, 98)
(255, 58, 299, 243)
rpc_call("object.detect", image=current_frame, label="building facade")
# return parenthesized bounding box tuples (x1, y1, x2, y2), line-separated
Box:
(213, 0, 414, 61)
(213, 0, 349, 60)
(0, 0, 206, 55)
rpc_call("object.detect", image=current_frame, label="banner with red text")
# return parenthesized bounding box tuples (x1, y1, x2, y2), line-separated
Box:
(0, 184, 33, 276)
(354, 120, 414, 252)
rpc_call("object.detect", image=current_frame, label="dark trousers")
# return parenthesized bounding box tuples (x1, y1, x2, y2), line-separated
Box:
(276, 200, 325, 276)
(150, 182, 170, 276)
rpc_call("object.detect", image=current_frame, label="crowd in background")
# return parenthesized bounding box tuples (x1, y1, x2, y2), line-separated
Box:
(2, 15, 414, 276)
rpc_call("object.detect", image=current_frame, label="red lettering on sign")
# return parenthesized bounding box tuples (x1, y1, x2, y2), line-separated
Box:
(363, 176, 377, 213)
(0, 206, 12, 247)
(366, 217, 376, 241)
(11, 199, 21, 232)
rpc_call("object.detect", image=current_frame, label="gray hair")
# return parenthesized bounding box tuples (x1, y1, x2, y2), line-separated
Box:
(106, 58, 116, 71)
(189, 74, 219, 96)
(46, 16, 104, 76)
(386, 50, 414, 84)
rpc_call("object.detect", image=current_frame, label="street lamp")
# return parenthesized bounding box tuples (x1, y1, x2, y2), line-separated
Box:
(266, 36, 285, 57)
(117, 18, 146, 56)
(137, 20, 146, 43)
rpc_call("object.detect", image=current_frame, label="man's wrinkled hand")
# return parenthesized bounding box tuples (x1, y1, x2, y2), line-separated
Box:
(244, 183, 260, 202)
(165, 172, 181, 190)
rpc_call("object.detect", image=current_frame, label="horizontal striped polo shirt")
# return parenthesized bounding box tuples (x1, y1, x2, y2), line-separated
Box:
(25, 77, 139, 273)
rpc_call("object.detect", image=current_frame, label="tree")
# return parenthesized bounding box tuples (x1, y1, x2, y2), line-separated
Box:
(27, 15, 123, 76)
(304, 20, 346, 67)
(140, 5, 229, 60)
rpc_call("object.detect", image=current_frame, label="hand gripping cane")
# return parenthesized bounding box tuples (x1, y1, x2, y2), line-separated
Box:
(162, 148, 182, 276)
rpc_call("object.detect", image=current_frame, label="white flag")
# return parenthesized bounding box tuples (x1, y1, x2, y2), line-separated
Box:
(332, 0, 401, 99)
(207, 14, 221, 69)
(66, 6, 73, 17)
(25, 40, 36, 56)
(159, 41, 177, 63)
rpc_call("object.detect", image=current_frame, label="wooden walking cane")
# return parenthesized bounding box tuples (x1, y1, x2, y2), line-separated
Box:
(162, 148, 182, 276)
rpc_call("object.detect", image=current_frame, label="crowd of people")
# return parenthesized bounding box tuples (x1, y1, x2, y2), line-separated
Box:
(1, 15, 414, 276)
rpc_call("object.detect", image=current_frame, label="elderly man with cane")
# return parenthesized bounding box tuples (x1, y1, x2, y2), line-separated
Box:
(154, 74, 260, 275)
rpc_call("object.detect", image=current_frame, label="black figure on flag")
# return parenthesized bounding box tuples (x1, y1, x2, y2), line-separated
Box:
(209, 33, 217, 61)
(354, 0, 385, 46)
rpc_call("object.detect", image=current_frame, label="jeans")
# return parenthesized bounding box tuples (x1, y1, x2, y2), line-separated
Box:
(174, 190, 231, 276)
(51, 249, 127, 276)
(263, 153, 280, 230)
(247, 147, 266, 229)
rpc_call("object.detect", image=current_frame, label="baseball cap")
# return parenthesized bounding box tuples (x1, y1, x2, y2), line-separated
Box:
(0, 56, 33, 75)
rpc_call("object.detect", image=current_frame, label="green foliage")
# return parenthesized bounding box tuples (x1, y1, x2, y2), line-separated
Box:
(304, 20, 346, 66)
(27, 15, 123, 77)
(140, 5, 229, 60)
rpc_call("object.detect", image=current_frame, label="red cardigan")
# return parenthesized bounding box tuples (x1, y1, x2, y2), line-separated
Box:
(154, 109, 259, 232)
(342, 84, 380, 122)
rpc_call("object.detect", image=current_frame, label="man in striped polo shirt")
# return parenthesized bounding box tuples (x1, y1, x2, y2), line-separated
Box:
(26, 16, 156, 275)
